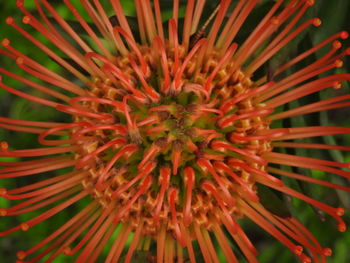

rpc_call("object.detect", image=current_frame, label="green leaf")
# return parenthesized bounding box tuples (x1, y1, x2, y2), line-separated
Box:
(257, 184, 291, 218)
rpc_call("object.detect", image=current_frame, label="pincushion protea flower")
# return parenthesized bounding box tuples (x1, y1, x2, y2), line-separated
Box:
(0, 0, 349, 262)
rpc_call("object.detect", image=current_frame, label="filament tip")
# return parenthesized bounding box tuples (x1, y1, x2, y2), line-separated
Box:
(340, 31, 348, 39)
(0, 209, 7, 216)
(5, 17, 14, 25)
(20, 223, 29, 231)
(313, 18, 322, 27)
(16, 251, 26, 260)
(323, 248, 332, 257)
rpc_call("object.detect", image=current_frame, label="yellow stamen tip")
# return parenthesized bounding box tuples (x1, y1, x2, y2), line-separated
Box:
(0, 209, 7, 216)
(22, 16, 30, 25)
(5, 17, 14, 25)
(1, 38, 10, 47)
(20, 223, 29, 231)
(16, 251, 26, 260)
(313, 18, 322, 27)
(323, 248, 332, 257)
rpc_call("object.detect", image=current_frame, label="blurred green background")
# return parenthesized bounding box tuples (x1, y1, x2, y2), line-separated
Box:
(0, 0, 349, 262)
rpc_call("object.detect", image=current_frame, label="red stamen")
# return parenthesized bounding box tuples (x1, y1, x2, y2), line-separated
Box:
(266, 152, 350, 169)
(263, 74, 350, 108)
(0, 79, 60, 108)
(0, 158, 75, 179)
(0, 67, 69, 102)
(227, 158, 284, 186)
(172, 141, 182, 175)
(197, 159, 235, 206)
(274, 31, 348, 76)
(258, 179, 346, 230)
(205, 0, 231, 57)
(179, 222, 196, 263)
(75, 215, 114, 262)
(217, 0, 246, 49)
(75, 137, 127, 168)
(56, 104, 113, 121)
(168, 187, 186, 247)
(137, 0, 157, 43)
(0, 117, 62, 128)
(80, 0, 113, 43)
(221, 0, 259, 56)
(229, 129, 289, 142)
(92, 0, 127, 54)
(138, 144, 161, 170)
(212, 222, 239, 263)
(113, 175, 153, 223)
(251, 202, 322, 256)
(153, 0, 164, 41)
(137, 115, 159, 127)
(205, 43, 238, 93)
(0, 123, 46, 134)
(64, 0, 112, 58)
(201, 227, 221, 263)
(273, 126, 350, 141)
(87, 221, 117, 263)
(240, 200, 306, 260)
(65, 206, 112, 256)
(214, 161, 259, 202)
(1, 39, 85, 95)
(124, 219, 144, 263)
(229, 0, 282, 57)
(169, 19, 180, 77)
(5, 17, 89, 82)
(114, 26, 149, 76)
(133, 0, 146, 44)
(193, 223, 213, 263)
(202, 180, 238, 234)
(72, 124, 127, 142)
(211, 140, 267, 165)
(0, 191, 87, 237)
(154, 36, 171, 93)
(273, 142, 350, 152)
(269, 94, 350, 120)
(183, 83, 209, 101)
(156, 223, 167, 263)
(217, 108, 274, 129)
(7, 187, 80, 216)
(96, 144, 137, 190)
(183, 167, 195, 226)
(128, 55, 160, 102)
(112, 162, 156, 199)
(145, 123, 168, 135)
(153, 167, 170, 225)
(105, 223, 132, 263)
(35, 0, 93, 55)
(247, 8, 317, 74)
(109, 0, 135, 43)
(173, 38, 207, 92)
(191, 0, 206, 34)
(4, 172, 84, 201)
(264, 152, 350, 179)
(39, 122, 91, 146)
(220, 81, 274, 113)
(5, 170, 81, 196)
(182, 0, 195, 49)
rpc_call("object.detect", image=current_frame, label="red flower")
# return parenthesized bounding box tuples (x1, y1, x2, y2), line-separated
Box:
(0, 0, 349, 262)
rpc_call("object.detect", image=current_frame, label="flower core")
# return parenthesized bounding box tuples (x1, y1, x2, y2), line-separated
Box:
(68, 42, 271, 239)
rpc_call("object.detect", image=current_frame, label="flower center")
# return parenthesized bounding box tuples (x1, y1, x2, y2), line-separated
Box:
(71, 43, 272, 237)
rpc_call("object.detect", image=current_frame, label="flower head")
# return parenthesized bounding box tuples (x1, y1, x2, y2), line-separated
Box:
(0, 0, 349, 262)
